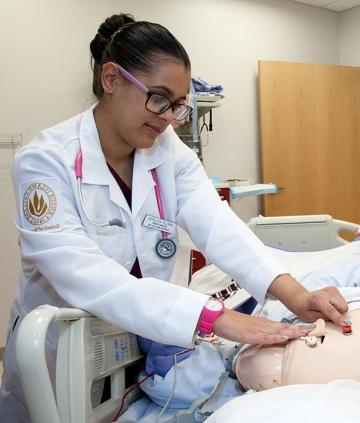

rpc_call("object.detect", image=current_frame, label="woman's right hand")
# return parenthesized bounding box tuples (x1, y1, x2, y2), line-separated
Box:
(213, 309, 314, 345)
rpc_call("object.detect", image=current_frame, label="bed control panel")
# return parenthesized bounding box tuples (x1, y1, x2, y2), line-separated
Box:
(56, 316, 143, 423)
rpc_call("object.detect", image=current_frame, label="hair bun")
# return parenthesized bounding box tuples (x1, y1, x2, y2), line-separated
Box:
(90, 13, 135, 64)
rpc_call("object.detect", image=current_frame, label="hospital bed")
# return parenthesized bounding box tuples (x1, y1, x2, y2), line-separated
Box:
(16, 306, 144, 423)
(247, 214, 358, 251)
(15, 214, 360, 423)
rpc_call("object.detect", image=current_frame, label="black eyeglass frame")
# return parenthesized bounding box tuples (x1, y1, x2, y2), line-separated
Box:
(111, 62, 193, 121)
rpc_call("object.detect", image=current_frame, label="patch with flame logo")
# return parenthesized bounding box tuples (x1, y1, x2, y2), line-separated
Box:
(21, 178, 63, 232)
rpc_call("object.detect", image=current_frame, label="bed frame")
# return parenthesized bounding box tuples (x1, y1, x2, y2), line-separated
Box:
(248, 214, 358, 252)
(16, 215, 359, 422)
(16, 306, 143, 423)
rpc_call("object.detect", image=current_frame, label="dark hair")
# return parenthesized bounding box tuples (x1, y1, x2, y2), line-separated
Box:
(90, 13, 191, 98)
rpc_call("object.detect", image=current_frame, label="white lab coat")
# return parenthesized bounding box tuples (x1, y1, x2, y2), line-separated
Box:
(0, 106, 286, 422)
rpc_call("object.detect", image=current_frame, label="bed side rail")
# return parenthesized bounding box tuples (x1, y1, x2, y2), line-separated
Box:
(16, 305, 143, 423)
(16, 306, 90, 423)
(248, 214, 359, 251)
(333, 218, 359, 245)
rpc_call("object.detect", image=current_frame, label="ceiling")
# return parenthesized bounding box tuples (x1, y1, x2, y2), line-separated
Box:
(290, 0, 360, 11)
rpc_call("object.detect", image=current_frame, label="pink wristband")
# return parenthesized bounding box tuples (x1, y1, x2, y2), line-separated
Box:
(198, 297, 224, 335)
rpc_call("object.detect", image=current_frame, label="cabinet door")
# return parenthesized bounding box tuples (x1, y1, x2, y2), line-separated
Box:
(259, 60, 360, 223)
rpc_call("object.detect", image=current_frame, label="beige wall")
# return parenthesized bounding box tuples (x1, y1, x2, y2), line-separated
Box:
(0, 151, 18, 344)
(0, 0, 358, 346)
(339, 6, 360, 65)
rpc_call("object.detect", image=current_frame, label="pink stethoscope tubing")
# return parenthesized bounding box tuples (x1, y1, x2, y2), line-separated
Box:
(150, 169, 168, 239)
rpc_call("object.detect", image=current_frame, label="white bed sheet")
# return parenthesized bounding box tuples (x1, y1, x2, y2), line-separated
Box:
(267, 241, 360, 279)
(206, 379, 360, 423)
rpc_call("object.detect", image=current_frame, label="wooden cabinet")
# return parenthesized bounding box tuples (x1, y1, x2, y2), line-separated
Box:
(259, 60, 360, 223)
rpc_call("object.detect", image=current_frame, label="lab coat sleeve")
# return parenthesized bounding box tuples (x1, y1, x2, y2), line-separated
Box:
(12, 144, 208, 348)
(174, 145, 287, 305)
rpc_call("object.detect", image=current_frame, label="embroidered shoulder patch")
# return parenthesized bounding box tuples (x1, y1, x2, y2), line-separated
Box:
(20, 178, 63, 232)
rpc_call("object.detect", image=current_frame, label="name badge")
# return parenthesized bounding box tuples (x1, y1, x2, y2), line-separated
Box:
(142, 215, 176, 234)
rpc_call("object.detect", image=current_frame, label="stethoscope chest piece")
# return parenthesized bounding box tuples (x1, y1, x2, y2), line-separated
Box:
(155, 238, 177, 259)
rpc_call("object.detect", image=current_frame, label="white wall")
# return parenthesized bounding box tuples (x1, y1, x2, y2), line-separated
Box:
(193, 0, 339, 220)
(0, 151, 18, 347)
(339, 6, 360, 65)
(0, 0, 356, 346)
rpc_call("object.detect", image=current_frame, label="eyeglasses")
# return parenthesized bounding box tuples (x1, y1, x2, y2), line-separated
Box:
(113, 62, 193, 121)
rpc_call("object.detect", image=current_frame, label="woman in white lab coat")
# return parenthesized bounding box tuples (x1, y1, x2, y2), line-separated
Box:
(0, 13, 348, 422)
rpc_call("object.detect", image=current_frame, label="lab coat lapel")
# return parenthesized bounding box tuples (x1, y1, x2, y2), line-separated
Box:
(132, 140, 170, 220)
(78, 106, 131, 214)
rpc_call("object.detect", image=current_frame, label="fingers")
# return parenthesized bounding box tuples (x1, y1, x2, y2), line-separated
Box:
(320, 303, 344, 326)
(256, 333, 289, 345)
(247, 322, 320, 345)
(214, 311, 315, 345)
(279, 323, 315, 337)
(259, 324, 314, 345)
(228, 316, 314, 344)
(329, 296, 349, 315)
(308, 287, 348, 327)
(322, 286, 348, 314)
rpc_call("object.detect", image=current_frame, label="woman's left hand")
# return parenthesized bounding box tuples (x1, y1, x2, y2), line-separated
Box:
(268, 274, 349, 326)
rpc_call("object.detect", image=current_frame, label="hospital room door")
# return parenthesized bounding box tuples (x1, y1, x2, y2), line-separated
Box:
(259, 61, 360, 223)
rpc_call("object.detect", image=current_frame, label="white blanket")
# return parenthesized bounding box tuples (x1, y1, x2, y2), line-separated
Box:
(268, 241, 360, 279)
(189, 242, 360, 309)
(206, 379, 360, 423)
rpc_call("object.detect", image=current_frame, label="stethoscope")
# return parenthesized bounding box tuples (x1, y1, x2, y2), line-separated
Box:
(75, 151, 176, 259)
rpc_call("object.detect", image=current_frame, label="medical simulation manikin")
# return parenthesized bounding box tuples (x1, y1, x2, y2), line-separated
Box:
(235, 307, 360, 391)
